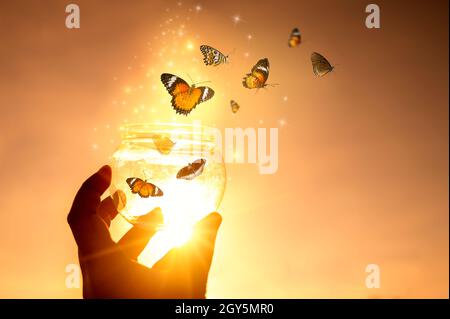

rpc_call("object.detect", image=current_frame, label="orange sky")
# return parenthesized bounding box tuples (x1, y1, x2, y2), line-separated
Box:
(0, 0, 448, 298)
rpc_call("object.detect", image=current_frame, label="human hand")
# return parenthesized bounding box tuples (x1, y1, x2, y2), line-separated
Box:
(67, 165, 222, 298)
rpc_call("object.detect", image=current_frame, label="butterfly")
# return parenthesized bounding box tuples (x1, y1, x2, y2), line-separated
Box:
(176, 159, 206, 180)
(230, 100, 240, 113)
(126, 177, 164, 197)
(311, 52, 334, 77)
(153, 135, 175, 155)
(242, 58, 271, 89)
(288, 28, 301, 47)
(200, 45, 228, 66)
(161, 73, 215, 115)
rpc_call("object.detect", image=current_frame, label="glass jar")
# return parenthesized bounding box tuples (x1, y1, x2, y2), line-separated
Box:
(110, 123, 226, 266)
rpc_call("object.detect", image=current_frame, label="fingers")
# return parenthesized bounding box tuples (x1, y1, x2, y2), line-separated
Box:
(118, 207, 164, 261)
(67, 165, 116, 254)
(153, 212, 222, 270)
(193, 212, 222, 246)
(68, 165, 112, 227)
(97, 192, 121, 227)
(152, 213, 222, 298)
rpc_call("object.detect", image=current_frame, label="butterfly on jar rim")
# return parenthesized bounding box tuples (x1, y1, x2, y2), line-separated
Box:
(242, 58, 277, 90)
(311, 52, 334, 77)
(200, 45, 230, 66)
(126, 177, 164, 198)
(161, 73, 215, 115)
(176, 158, 206, 180)
(288, 28, 301, 48)
(152, 134, 175, 155)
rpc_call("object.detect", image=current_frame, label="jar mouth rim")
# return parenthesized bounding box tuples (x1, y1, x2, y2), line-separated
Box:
(120, 122, 218, 142)
(121, 122, 216, 132)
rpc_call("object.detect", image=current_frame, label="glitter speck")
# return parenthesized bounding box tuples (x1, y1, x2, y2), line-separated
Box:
(232, 15, 242, 24)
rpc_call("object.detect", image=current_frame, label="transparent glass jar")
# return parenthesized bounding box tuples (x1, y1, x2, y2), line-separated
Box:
(110, 123, 226, 266)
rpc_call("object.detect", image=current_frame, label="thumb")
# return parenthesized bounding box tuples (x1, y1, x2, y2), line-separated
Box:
(68, 165, 112, 227)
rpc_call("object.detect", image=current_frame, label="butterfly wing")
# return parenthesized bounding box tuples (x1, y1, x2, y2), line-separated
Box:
(161, 73, 190, 95)
(200, 45, 227, 66)
(230, 100, 240, 113)
(127, 177, 146, 194)
(176, 159, 206, 180)
(288, 28, 301, 47)
(140, 182, 164, 197)
(171, 86, 215, 115)
(311, 52, 333, 77)
(243, 58, 270, 89)
(126, 177, 163, 197)
(153, 135, 175, 155)
(161, 73, 214, 115)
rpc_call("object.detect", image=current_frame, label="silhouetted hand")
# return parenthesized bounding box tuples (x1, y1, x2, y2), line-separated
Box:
(67, 165, 222, 298)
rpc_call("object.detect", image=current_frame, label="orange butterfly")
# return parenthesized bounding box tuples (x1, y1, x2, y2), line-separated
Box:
(288, 28, 301, 47)
(161, 73, 215, 115)
(126, 177, 163, 198)
(242, 58, 271, 89)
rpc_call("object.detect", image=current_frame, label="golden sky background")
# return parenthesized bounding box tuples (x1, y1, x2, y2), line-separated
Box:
(0, 0, 448, 298)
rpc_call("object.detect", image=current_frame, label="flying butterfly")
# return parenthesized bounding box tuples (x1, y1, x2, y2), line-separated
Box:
(200, 45, 228, 66)
(153, 135, 175, 155)
(161, 73, 215, 115)
(288, 28, 301, 47)
(176, 158, 206, 180)
(311, 52, 334, 77)
(126, 177, 164, 198)
(230, 100, 240, 114)
(242, 58, 271, 89)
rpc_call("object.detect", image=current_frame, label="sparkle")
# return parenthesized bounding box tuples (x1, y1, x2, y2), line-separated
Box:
(258, 119, 264, 125)
(186, 41, 194, 50)
(92, 143, 98, 150)
(283, 96, 288, 102)
(244, 52, 250, 58)
(124, 86, 132, 94)
(195, 4, 202, 12)
(247, 34, 253, 40)
(232, 15, 241, 24)
(279, 119, 286, 126)
(167, 60, 174, 67)
(177, 1, 182, 6)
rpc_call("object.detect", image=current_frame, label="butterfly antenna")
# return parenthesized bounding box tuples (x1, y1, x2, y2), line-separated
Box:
(193, 80, 212, 86)
(187, 73, 194, 84)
